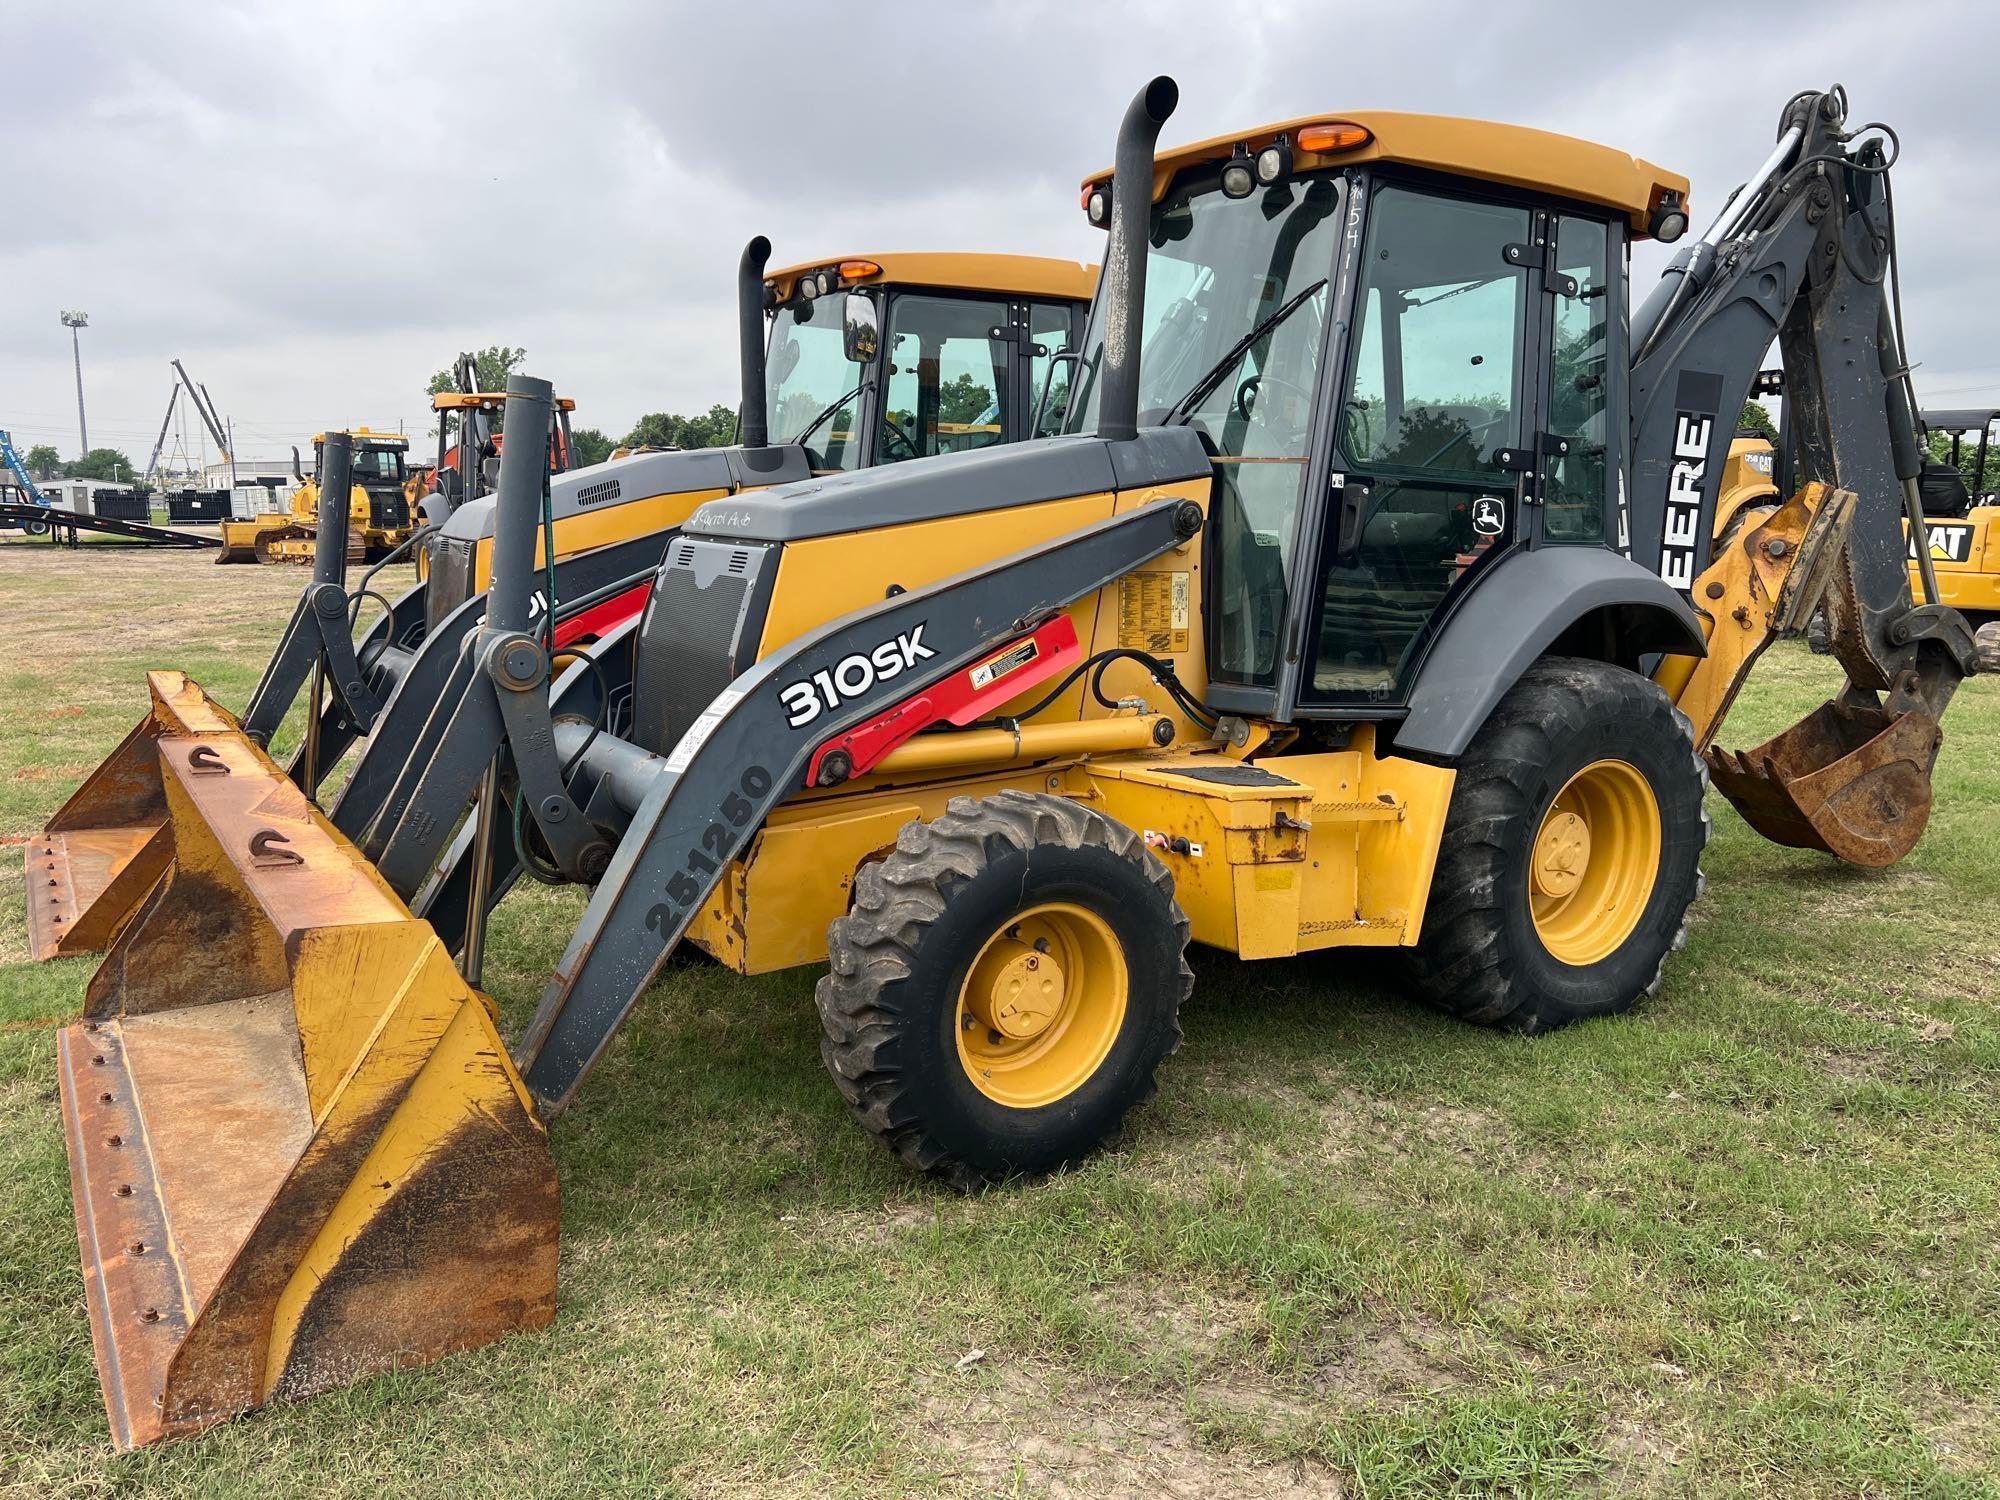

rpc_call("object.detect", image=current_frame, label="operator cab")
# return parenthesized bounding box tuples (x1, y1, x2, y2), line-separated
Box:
(763, 255, 1087, 475)
(1917, 408, 1998, 517)
(1068, 115, 1688, 724)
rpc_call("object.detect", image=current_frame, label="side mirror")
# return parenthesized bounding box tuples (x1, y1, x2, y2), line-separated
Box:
(843, 291, 880, 364)
(770, 336, 802, 387)
(291, 445, 304, 483)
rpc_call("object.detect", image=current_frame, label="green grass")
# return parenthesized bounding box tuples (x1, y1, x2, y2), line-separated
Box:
(1, 539, 1996, 1496)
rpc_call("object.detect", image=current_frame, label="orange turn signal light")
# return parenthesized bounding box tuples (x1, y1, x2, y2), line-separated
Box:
(1296, 122, 1372, 154)
(838, 260, 882, 282)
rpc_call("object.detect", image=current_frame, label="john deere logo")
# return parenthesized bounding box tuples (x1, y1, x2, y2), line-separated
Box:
(1472, 496, 1505, 537)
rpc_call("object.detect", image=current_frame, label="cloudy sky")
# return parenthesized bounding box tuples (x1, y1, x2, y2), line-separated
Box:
(3, 1, 1994, 470)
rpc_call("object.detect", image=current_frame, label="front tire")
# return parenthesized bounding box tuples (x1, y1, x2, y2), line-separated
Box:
(816, 790, 1191, 1188)
(1405, 657, 1708, 1032)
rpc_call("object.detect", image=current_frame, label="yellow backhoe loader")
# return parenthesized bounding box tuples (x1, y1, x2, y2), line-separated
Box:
(46, 80, 1985, 1450)
(215, 429, 420, 564)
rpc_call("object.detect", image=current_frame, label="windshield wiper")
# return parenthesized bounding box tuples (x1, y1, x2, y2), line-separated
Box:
(1166, 277, 1327, 424)
(799, 384, 864, 443)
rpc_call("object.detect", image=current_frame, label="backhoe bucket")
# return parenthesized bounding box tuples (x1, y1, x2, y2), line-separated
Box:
(1706, 697, 1943, 867)
(58, 674, 556, 1448)
(26, 673, 240, 962)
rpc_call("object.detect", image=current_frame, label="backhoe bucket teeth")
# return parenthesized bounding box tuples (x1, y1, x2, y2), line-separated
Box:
(27, 672, 240, 962)
(1705, 698, 1943, 867)
(57, 681, 557, 1448)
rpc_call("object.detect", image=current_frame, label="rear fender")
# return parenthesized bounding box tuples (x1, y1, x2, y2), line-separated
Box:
(1394, 547, 1706, 761)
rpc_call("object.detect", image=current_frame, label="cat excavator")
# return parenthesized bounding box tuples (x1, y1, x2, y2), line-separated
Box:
(46, 80, 1982, 1448)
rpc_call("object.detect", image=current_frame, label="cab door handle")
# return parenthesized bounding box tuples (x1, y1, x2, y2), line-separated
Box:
(1332, 473, 1374, 562)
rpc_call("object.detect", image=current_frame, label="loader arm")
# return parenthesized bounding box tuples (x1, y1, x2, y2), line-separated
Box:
(513, 494, 1207, 1112)
(1629, 88, 1979, 864)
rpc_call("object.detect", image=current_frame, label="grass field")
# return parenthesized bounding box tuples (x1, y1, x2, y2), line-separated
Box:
(1, 540, 1995, 1498)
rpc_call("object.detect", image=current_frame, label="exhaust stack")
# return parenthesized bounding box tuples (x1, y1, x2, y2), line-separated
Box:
(1098, 75, 1178, 443)
(738, 235, 773, 449)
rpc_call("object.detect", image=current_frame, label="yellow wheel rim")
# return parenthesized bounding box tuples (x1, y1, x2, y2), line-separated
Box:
(1529, 759, 1662, 967)
(956, 902, 1127, 1109)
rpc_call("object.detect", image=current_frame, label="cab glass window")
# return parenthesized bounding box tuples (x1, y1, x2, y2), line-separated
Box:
(881, 294, 1010, 463)
(1339, 187, 1526, 475)
(767, 298, 863, 473)
(1310, 185, 1531, 704)
(1029, 300, 1081, 439)
(1543, 217, 1612, 543)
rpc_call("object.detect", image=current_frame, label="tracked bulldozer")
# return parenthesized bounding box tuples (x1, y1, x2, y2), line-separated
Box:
(215, 430, 420, 565)
(27, 246, 1094, 969)
(50, 78, 1982, 1448)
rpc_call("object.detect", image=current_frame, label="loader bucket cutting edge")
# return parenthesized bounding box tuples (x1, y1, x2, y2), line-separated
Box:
(1705, 698, 1943, 867)
(57, 678, 556, 1448)
(29, 672, 241, 963)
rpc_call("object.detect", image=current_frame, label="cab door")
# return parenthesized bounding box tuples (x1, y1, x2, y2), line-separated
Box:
(1288, 180, 1549, 711)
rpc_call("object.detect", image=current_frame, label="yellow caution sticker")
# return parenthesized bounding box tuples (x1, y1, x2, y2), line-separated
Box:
(1118, 571, 1191, 653)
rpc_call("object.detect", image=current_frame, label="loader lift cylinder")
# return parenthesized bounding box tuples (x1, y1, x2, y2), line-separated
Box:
(311, 431, 353, 588)
(300, 433, 352, 791)
(483, 375, 555, 637)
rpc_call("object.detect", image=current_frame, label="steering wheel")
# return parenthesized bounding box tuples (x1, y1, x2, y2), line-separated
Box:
(879, 419, 922, 463)
(1235, 373, 1314, 424)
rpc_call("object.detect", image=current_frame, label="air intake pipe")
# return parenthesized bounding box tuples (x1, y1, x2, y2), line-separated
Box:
(1098, 75, 1178, 443)
(738, 235, 773, 449)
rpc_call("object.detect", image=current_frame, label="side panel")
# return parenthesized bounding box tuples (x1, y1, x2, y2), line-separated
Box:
(1393, 545, 1706, 761)
(470, 488, 730, 593)
(685, 763, 1097, 974)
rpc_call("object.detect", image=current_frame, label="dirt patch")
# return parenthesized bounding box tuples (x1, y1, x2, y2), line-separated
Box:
(9, 764, 92, 784)
(915, 1359, 1345, 1498)
(1927, 1397, 1998, 1475)
(1828, 997, 1963, 1042)
(803, 1200, 939, 1250)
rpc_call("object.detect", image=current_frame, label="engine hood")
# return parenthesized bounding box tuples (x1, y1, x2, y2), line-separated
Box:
(435, 442, 808, 543)
(681, 428, 1213, 544)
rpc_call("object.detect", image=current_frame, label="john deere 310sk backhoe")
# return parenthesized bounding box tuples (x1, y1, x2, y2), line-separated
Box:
(51, 79, 1980, 1446)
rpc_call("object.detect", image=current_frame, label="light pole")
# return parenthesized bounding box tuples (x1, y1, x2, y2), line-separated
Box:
(60, 310, 89, 458)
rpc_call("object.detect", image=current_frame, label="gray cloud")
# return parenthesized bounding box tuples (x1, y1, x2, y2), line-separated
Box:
(3, 0, 1994, 466)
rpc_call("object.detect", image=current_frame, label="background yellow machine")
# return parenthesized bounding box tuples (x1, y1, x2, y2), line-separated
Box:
(1714, 402, 2000, 621)
(39, 79, 1984, 1449)
(215, 428, 420, 564)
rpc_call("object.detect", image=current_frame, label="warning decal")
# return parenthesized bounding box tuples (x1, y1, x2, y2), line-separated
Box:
(1118, 571, 1191, 653)
(970, 637, 1040, 690)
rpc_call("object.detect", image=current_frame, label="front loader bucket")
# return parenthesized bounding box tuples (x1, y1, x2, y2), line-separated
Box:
(57, 680, 557, 1447)
(1706, 698, 1943, 867)
(27, 673, 241, 962)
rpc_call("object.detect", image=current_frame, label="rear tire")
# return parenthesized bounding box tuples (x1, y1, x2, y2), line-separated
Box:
(1405, 657, 1708, 1033)
(816, 790, 1191, 1189)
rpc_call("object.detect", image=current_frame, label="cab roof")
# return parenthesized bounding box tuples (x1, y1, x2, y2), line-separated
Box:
(765, 252, 1097, 305)
(1923, 409, 2000, 433)
(311, 428, 408, 448)
(1083, 111, 1691, 238)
